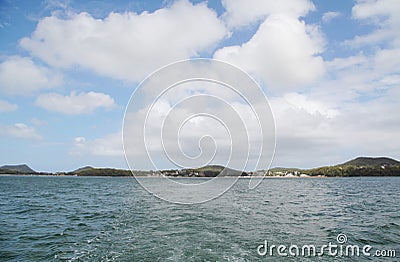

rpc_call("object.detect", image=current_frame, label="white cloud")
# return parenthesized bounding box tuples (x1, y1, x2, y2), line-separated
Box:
(348, 0, 400, 47)
(252, 4, 400, 166)
(0, 56, 62, 95)
(214, 14, 325, 90)
(326, 54, 367, 71)
(71, 132, 123, 157)
(0, 99, 18, 112)
(295, 33, 400, 167)
(274, 92, 339, 118)
(4, 0, 398, 171)
(0, 123, 41, 140)
(331, 0, 400, 105)
(322, 11, 340, 23)
(379, 74, 400, 86)
(270, 93, 339, 146)
(222, 0, 315, 28)
(123, 73, 275, 171)
(352, 0, 400, 25)
(35, 91, 115, 114)
(373, 48, 400, 74)
(268, 89, 400, 167)
(20, 0, 227, 82)
(323, 48, 400, 96)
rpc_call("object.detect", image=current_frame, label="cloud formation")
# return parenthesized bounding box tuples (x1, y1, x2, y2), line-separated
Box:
(349, 0, 400, 46)
(1, 0, 399, 170)
(0, 56, 62, 95)
(20, 0, 227, 82)
(215, 14, 325, 89)
(72, 133, 123, 157)
(222, 0, 315, 28)
(35, 91, 115, 114)
(322, 11, 340, 23)
(0, 123, 41, 140)
(0, 99, 18, 112)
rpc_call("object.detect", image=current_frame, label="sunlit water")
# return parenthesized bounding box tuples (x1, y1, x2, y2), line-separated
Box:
(0, 176, 399, 261)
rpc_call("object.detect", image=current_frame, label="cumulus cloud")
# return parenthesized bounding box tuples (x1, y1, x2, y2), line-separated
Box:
(20, 0, 227, 82)
(214, 14, 325, 89)
(270, 93, 339, 148)
(0, 56, 62, 95)
(332, 0, 400, 104)
(323, 50, 400, 98)
(71, 132, 123, 157)
(297, 33, 400, 167)
(348, 0, 400, 47)
(273, 92, 339, 118)
(123, 74, 274, 171)
(321, 11, 340, 23)
(124, 102, 264, 170)
(268, 89, 400, 167)
(305, 51, 400, 164)
(0, 123, 41, 140)
(35, 91, 115, 114)
(0, 99, 18, 112)
(352, 0, 400, 25)
(4, 0, 398, 170)
(222, 0, 315, 28)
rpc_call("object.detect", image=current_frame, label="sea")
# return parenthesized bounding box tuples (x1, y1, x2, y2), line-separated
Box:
(0, 176, 399, 261)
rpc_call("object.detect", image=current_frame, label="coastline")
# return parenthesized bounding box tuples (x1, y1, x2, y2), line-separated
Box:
(5, 174, 400, 179)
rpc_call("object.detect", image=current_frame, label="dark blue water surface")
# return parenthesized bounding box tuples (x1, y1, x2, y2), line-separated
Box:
(0, 176, 399, 261)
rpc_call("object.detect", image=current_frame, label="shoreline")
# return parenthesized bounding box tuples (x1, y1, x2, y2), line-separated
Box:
(2, 174, 400, 178)
(0, 173, 324, 178)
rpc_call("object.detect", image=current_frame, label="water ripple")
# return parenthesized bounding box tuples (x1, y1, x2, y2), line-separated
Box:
(0, 176, 399, 261)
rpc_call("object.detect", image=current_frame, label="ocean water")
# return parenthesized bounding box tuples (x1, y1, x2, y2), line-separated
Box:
(0, 176, 399, 261)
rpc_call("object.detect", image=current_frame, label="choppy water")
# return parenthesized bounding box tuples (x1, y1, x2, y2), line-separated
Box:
(0, 176, 399, 261)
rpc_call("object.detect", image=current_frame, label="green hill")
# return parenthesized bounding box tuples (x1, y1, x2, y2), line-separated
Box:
(183, 165, 247, 177)
(70, 167, 132, 176)
(340, 157, 399, 167)
(73, 166, 94, 172)
(1, 157, 399, 177)
(0, 164, 36, 173)
(306, 157, 400, 177)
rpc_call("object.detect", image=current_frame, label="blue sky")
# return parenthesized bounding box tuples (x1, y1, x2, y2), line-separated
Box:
(1, 0, 399, 172)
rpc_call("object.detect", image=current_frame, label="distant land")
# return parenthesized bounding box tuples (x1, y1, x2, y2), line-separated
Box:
(0, 164, 36, 173)
(1, 157, 400, 177)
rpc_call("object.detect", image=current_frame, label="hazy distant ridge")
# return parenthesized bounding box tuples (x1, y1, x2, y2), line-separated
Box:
(0, 164, 36, 173)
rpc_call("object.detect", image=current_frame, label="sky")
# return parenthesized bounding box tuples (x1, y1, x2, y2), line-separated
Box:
(0, 0, 399, 172)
